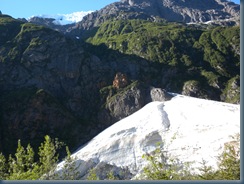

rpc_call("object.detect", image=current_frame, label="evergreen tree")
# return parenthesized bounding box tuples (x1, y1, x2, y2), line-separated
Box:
(198, 160, 217, 180)
(107, 171, 117, 180)
(0, 135, 66, 180)
(87, 168, 99, 180)
(7, 140, 38, 180)
(58, 146, 81, 180)
(0, 153, 7, 180)
(38, 135, 64, 179)
(216, 135, 240, 180)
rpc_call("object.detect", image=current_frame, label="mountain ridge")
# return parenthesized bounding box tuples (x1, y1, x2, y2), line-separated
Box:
(0, 0, 240, 170)
(20, 0, 240, 35)
(69, 0, 239, 36)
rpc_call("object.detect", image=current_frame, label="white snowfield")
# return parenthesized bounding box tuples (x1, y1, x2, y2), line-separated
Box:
(56, 94, 240, 177)
(28, 11, 93, 25)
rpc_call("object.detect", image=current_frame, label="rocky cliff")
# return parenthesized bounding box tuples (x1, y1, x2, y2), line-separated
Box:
(27, 16, 76, 33)
(25, 0, 240, 35)
(70, 0, 239, 36)
(0, 14, 174, 156)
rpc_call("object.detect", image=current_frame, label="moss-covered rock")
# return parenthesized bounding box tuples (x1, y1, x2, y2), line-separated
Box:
(221, 75, 240, 104)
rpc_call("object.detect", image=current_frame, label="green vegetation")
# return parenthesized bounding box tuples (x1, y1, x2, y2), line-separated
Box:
(221, 75, 240, 104)
(140, 134, 240, 180)
(0, 15, 56, 63)
(87, 20, 202, 65)
(0, 134, 240, 180)
(19, 23, 48, 34)
(87, 168, 100, 180)
(0, 15, 23, 45)
(59, 147, 81, 180)
(0, 135, 64, 180)
(86, 168, 119, 180)
(140, 146, 194, 180)
(87, 19, 239, 70)
(86, 19, 239, 103)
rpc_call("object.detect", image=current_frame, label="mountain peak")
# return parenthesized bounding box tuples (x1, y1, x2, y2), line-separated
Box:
(73, 0, 239, 31)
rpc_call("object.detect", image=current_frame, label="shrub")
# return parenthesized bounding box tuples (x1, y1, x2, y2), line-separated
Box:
(0, 135, 65, 180)
(141, 134, 240, 180)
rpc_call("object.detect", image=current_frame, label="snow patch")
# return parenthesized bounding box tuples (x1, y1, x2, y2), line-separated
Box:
(56, 94, 240, 178)
(28, 11, 93, 25)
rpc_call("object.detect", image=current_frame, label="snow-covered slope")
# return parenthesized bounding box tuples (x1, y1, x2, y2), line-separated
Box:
(28, 11, 93, 25)
(56, 94, 240, 178)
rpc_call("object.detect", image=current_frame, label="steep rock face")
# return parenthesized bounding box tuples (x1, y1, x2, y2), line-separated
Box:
(0, 15, 170, 155)
(98, 81, 173, 126)
(70, 0, 239, 35)
(0, 88, 81, 155)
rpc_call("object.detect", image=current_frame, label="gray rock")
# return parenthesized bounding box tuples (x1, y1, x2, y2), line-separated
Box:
(82, 162, 133, 180)
(150, 87, 173, 102)
(99, 82, 173, 125)
(69, 0, 239, 35)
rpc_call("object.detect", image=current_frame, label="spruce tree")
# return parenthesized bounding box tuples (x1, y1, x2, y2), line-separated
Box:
(38, 135, 64, 179)
(58, 146, 81, 180)
(0, 153, 7, 180)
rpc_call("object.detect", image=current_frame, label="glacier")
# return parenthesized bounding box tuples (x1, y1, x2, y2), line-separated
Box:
(28, 11, 93, 25)
(56, 93, 240, 179)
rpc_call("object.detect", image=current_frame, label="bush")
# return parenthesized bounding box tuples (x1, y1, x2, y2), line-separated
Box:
(141, 134, 240, 180)
(140, 146, 194, 180)
(0, 135, 65, 180)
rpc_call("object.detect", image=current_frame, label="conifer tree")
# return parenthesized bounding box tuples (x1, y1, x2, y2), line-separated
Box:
(58, 146, 81, 180)
(87, 168, 99, 180)
(0, 153, 7, 180)
(107, 171, 117, 180)
(38, 135, 64, 179)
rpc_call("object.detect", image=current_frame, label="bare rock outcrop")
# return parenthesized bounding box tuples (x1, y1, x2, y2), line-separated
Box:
(70, 0, 239, 35)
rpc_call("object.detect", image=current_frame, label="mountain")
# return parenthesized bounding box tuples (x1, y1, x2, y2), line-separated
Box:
(29, 11, 94, 25)
(55, 94, 240, 179)
(0, 0, 240, 169)
(0, 14, 176, 156)
(0, 5, 240, 160)
(70, 0, 240, 35)
(26, 11, 93, 33)
(21, 0, 240, 36)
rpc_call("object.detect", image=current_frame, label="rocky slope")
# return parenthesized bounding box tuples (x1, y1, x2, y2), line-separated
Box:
(69, 0, 239, 36)
(24, 0, 240, 35)
(86, 19, 240, 103)
(0, 14, 174, 156)
(27, 16, 76, 33)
